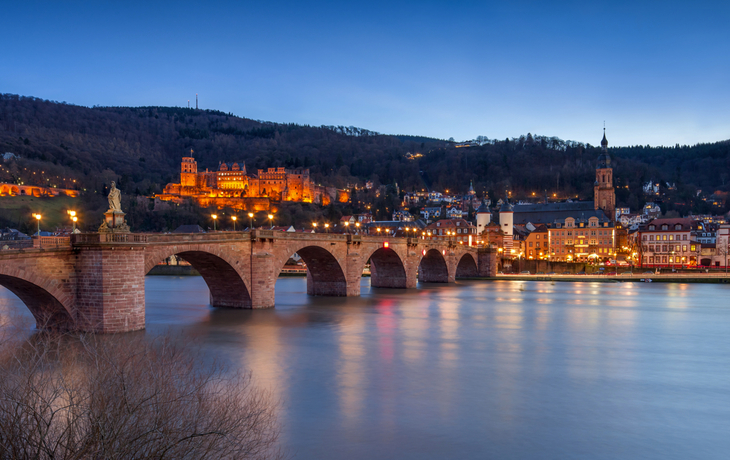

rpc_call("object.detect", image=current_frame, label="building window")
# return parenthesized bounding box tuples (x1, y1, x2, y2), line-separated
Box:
(683, 235, 687, 240)
(683, 245, 687, 252)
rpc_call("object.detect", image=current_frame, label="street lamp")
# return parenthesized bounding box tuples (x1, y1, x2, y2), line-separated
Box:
(67, 210, 77, 233)
(313, 222, 318, 232)
(231, 215, 237, 231)
(248, 212, 254, 230)
(212, 214, 218, 231)
(355, 222, 360, 233)
(345, 221, 350, 233)
(33, 213, 41, 235)
(268, 214, 274, 228)
(324, 223, 329, 233)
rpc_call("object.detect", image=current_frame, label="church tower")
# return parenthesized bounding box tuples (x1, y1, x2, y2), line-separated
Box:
(594, 129, 615, 220)
(180, 149, 198, 187)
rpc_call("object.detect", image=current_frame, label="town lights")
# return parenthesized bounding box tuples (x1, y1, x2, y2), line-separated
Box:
(32, 213, 41, 235)
(231, 215, 237, 231)
(383, 241, 389, 248)
(211, 214, 218, 231)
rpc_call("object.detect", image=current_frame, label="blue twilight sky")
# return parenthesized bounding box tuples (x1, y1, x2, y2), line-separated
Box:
(1, 1, 729, 146)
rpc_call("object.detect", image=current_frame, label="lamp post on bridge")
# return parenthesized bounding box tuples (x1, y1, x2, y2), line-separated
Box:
(211, 214, 217, 231)
(33, 213, 41, 236)
(268, 214, 274, 229)
(67, 210, 77, 233)
(324, 223, 329, 234)
(231, 215, 237, 231)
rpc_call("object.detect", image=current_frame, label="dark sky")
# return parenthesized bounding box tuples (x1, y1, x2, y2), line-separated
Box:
(2, 0, 728, 146)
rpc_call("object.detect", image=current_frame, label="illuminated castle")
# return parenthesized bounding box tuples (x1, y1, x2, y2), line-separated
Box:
(157, 151, 349, 210)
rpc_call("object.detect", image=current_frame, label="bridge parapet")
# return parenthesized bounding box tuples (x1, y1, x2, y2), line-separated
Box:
(34, 236, 71, 249)
(72, 233, 148, 245)
(145, 232, 251, 244)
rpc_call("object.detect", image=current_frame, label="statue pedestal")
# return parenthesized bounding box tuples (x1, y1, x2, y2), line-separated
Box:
(99, 210, 130, 233)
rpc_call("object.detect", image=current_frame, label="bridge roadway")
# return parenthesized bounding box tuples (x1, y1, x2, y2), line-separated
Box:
(0, 230, 497, 333)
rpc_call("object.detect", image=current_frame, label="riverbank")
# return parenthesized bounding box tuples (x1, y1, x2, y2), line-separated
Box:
(472, 273, 730, 283)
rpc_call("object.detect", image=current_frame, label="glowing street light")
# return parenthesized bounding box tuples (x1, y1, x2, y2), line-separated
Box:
(248, 212, 254, 230)
(324, 223, 330, 233)
(268, 214, 274, 228)
(32, 213, 41, 235)
(212, 214, 218, 231)
(345, 221, 350, 233)
(355, 222, 360, 233)
(67, 210, 77, 233)
(231, 215, 237, 231)
(313, 222, 318, 232)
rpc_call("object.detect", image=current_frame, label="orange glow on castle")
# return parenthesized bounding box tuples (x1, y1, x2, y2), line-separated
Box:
(157, 151, 349, 210)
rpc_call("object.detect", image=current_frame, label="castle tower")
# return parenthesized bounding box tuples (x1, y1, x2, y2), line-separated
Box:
(180, 149, 198, 187)
(594, 129, 615, 220)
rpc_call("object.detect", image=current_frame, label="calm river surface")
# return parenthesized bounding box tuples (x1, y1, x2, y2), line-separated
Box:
(2, 277, 730, 459)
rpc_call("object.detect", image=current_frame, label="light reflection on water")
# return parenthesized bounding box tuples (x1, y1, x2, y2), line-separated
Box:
(1, 278, 730, 459)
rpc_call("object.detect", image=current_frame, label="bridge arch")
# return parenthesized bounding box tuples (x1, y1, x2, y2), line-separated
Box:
(418, 248, 449, 283)
(275, 243, 348, 296)
(366, 246, 408, 289)
(455, 253, 478, 278)
(145, 246, 251, 308)
(0, 271, 75, 330)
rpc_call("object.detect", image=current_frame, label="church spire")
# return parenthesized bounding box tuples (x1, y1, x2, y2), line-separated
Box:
(601, 125, 608, 153)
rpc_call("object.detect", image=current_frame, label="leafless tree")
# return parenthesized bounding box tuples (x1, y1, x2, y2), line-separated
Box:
(0, 329, 282, 459)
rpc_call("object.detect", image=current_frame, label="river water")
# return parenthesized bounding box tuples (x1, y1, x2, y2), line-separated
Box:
(2, 277, 730, 459)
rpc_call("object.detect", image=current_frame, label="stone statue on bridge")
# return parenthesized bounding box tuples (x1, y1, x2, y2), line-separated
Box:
(99, 181, 130, 233)
(108, 181, 122, 212)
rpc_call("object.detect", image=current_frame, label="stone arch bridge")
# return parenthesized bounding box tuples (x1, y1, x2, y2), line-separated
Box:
(0, 230, 497, 333)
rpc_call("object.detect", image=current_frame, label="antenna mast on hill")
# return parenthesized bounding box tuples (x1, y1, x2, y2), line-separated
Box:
(188, 100, 190, 108)
(196, 93, 198, 110)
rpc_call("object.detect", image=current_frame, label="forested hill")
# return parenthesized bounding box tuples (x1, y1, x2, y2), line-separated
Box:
(1, 93, 729, 215)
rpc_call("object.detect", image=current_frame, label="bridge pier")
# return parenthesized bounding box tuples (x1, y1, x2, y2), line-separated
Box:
(75, 244, 146, 333)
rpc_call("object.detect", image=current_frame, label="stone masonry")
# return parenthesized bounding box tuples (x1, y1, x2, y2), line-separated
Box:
(0, 231, 493, 333)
